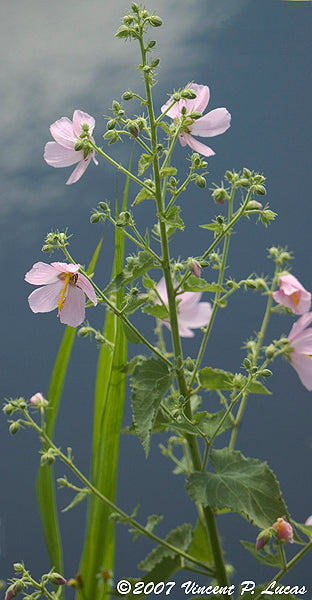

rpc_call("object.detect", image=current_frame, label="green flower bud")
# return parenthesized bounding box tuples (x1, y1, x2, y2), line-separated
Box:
(3, 403, 14, 416)
(254, 184, 266, 195)
(112, 100, 121, 113)
(172, 92, 181, 102)
(122, 90, 134, 101)
(246, 200, 263, 211)
(150, 58, 160, 68)
(181, 89, 197, 99)
(78, 327, 90, 338)
(90, 211, 103, 224)
(9, 422, 20, 435)
(74, 141, 84, 151)
(106, 119, 116, 130)
(146, 40, 156, 50)
(41, 449, 55, 466)
(243, 358, 251, 369)
(148, 15, 163, 27)
(131, 2, 140, 12)
(13, 564, 24, 574)
(195, 175, 206, 189)
(265, 345, 276, 360)
(212, 187, 228, 204)
(115, 24, 130, 39)
(243, 168, 252, 178)
(244, 279, 258, 289)
(189, 111, 202, 120)
(237, 178, 250, 188)
(49, 573, 67, 586)
(98, 201, 110, 212)
(260, 369, 273, 378)
(103, 130, 118, 142)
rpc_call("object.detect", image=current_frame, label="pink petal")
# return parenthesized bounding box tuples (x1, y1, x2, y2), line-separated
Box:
(28, 281, 63, 313)
(305, 516, 312, 526)
(289, 313, 312, 342)
(181, 133, 215, 157)
(179, 291, 203, 310)
(50, 117, 76, 149)
(179, 302, 212, 329)
(51, 262, 80, 275)
(290, 331, 312, 354)
(177, 323, 195, 338)
(76, 273, 97, 305)
(25, 262, 60, 285)
(72, 110, 95, 137)
(156, 277, 168, 304)
(190, 108, 231, 137)
(59, 284, 86, 327)
(290, 353, 312, 391)
(44, 142, 81, 168)
(66, 157, 91, 185)
(188, 84, 210, 114)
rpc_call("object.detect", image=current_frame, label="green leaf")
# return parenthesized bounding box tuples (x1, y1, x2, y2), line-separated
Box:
(159, 205, 184, 234)
(143, 304, 169, 319)
(198, 367, 271, 394)
(105, 250, 154, 294)
(181, 275, 224, 293)
(187, 518, 213, 566)
(159, 166, 177, 178)
(122, 321, 141, 344)
(241, 540, 282, 568)
(131, 357, 173, 455)
(186, 448, 289, 529)
(139, 523, 193, 570)
(62, 488, 90, 513)
(156, 409, 233, 439)
(79, 153, 130, 600)
(138, 153, 154, 176)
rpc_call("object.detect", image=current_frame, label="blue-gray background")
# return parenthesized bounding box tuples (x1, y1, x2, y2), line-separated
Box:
(1, 0, 312, 594)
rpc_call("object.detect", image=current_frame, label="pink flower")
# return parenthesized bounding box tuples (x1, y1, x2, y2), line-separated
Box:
(25, 262, 97, 327)
(161, 83, 231, 157)
(305, 515, 312, 526)
(272, 517, 294, 543)
(156, 277, 212, 338)
(44, 110, 98, 184)
(273, 274, 311, 315)
(287, 313, 312, 391)
(30, 392, 46, 406)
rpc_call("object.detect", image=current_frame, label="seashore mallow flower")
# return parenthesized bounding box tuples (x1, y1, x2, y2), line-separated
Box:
(25, 262, 97, 327)
(272, 274, 311, 315)
(156, 277, 212, 338)
(161, 83, 231, 157)
(44, 110, 98, 184)
(287, 313, 312, 391)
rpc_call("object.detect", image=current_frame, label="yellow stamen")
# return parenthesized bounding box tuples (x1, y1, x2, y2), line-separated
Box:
(57, 273, 71, 311)
(291, 292, 299, 307)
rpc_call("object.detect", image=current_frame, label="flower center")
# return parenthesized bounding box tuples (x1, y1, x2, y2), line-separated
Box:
(291, 291, 300, 307)
(57, 273, 72, 311)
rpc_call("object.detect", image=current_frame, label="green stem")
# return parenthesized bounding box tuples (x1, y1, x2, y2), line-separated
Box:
(139, 29, 230, 590)
(229, 263, 280, 449)
(88, 141, 152, 192)
(22, 410, 214, 576)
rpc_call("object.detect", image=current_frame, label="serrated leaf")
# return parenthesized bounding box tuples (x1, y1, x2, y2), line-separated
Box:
(139, 523, 193, 571)
(138, 153, 154, 176)
(156, 409, 232, 439)
(133, 186, 155, 205)
(142, 273, 155, 289)
(62, 488, 90, 513)
(123, 295, 148, 316)
(105, 250, 154, 294)
(131, 357, 173, 455)
(160, 205, 184, 233)
(143, 304, 169, 319)
(241, 540, 282, 567)
(186, 448, 289, 529)
(198, 367, 271, 394)
(201, 410, 233, 437)
(181, 276, 224, 293)
(159, 166, 177, 178)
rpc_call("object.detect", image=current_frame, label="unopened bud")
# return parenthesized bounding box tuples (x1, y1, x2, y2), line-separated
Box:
(30, 392, 48, 408)
(78, 327, 90, 338)
(181, 89, 197, 100)
(9, 422, 20, 435)
(90, 211, 103, 224)
(212, 187, 228, 204)
(256, 529, 272, 550)
(122, 90, 134, 101)
(3, 403, 14, 416)
(192, 261, 201, 278)
(150, 58, 160, 68)
(146, 40, 156, 50)
(49, 573, 67, 586)
(265, 345, 276, 360)
(273, 517, 293, 543)
(254, 184, 266, 196)
(260, 369, 272, 378)
(13, 564, 24, 574)
(148, 15, 163, 27)
(195, 175, 206, 189)
(246, 200, 263, 211)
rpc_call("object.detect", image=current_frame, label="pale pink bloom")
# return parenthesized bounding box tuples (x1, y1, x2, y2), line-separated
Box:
(273, 274, 311, 315)
(44, 110, 98, 184)
(161, 83, 231, 157)
(30, 392, 45, 406)
(156, 277, 212, 338)
(272, 517, 293, 543)
(305, 515, 312, 526)
(287, 313, 312, 391)
(25, 262, 97, 327)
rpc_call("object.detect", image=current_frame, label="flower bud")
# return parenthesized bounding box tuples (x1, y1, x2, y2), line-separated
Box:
(41, 449, 55, 466)
(3, 403, 14, 416)
(246, 200, 263, 211)
(212, 187, 228, 204)
(122, 90, 134, 101)
(265, 345, 276, 360)
(256, 529, 272, 550)
(49, 573, 67, 586)
(260, 368, 272, 378)
(9, 422, 20, 435)
(148, 15, 163, 27)
(243, 168, 252, 178)
(195, 175, 206, 189)
(150, 58, 160, 68)
(254, 184, 266, 196)
(192, 261, 201, 278)
(5, 581, 24, 600)
(13, 564, 24, 574)
(30, 392, 47, 407)
(106, 119, 116, 130)
(98, 201, 110, 212)
(272, 517, 293, 543)
(131, 2, 140, 12)
(115, 25, 130, 38)
(181, 89, 197, 99)
(78, 327, 90, 337)
(146, 40, 156, 50)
